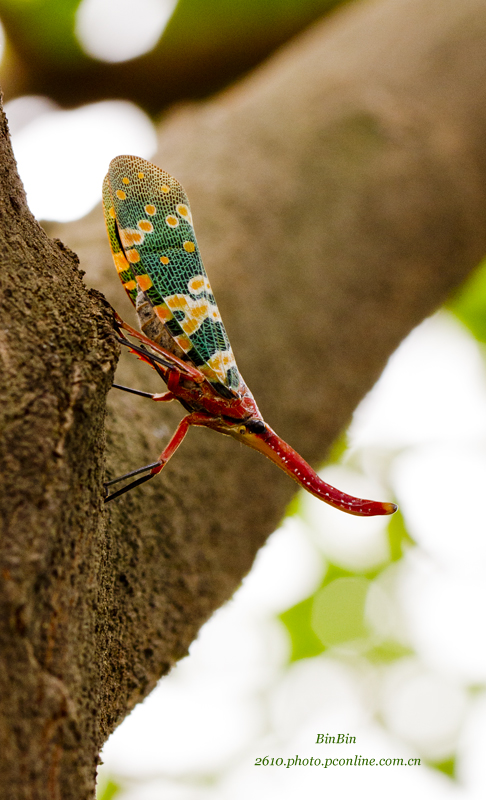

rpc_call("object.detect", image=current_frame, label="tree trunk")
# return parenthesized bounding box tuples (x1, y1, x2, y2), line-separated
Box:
(2, 0, 486, 796)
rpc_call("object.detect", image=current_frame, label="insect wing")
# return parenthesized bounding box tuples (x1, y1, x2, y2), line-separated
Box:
(102, 174, 138, 304)
(105, 156, 241, 394)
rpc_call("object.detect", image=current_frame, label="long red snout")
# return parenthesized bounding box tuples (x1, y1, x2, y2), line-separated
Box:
(235, 425, 397, 517)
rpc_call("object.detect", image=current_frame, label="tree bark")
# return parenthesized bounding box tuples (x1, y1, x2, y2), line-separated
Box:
(2, 0, 486, 796)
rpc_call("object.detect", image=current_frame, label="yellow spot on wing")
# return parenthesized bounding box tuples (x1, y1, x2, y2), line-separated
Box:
(176, 204, 193, 225)
(126, 249, 140, 263)
(204, 350, 237, 383)
(183, 241, 195, 253)
(136, 274, 153, 291)
(138, 172, 145, 179)
(113, 251, 129, 273)
(160, 256, 170, 265)
(174, 334, 192, 352)
(145, 204, 156, 216)
(138, 220, 153, 233)
(109, 206, 116, 219)
(188, 275, 205, 294)
(165, 293, 220, 336)
(166, 215, 178, 227)
(124, 280, 137, 291)
(154, 305, 173, 323)
(122, 177, 129, 185)
(119, 228, 144, 247)
(116, 190, 126, 200)
(161, 184, 170, 193)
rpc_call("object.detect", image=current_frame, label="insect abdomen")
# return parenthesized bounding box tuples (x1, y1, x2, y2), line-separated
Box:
(135, 290, 187, 361)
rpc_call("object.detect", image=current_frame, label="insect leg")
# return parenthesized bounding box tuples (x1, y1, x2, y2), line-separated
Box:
(146, 368, 180, 401)
(103, 412, 212, 503)
(111, 336, 185, 403)
(114, 316, 203, 382)
(149, 411, 210, 475)
(115, 335, 173, 372)
(103, 461, 159, 503)
(112, 384, 155, 399)
(112, 383, 176, 402)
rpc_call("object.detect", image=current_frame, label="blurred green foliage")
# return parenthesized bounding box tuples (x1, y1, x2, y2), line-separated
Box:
(276, 424, 472, 780)
(279, 597, 326, 662)
(365, 640, 413, 663)
(323, 430, 349, 465)
(96, 777, 122, 800)
(428, 757, 456, 779)
(448, 257, 486, 342)
(0, 0, 80, 64)
(312, 576, 370, 646)
(387, 509, 415, 561)
(279, 502, 415, 663)
(0, 0, 348, 113)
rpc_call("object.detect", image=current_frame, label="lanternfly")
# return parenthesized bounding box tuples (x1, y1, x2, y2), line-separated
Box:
(103, 155, 397, 517)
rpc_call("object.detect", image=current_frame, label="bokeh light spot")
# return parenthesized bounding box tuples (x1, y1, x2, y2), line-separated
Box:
(6, 98, 156, 222)
(312, 577, 371, 647)
(75, 0, 178, 63)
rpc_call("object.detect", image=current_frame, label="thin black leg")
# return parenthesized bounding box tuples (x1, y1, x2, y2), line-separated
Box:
(112, 383, 155, 399)
(104, 472, 156, 503)
(104, 460, 162, 488)
(115, 335, 172, 375)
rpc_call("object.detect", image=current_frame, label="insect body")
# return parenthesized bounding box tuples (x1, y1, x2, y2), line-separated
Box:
(103, 155, 397, 516)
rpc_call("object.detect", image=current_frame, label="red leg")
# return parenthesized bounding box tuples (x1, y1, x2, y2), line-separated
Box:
(115, 314, 203, 381)
(104, 412, 214, 502)
(167, 370, 180, 392)
(152, 369, 180, 402)
(152, 391, 176, 402)
(150, 412, 211, 474)
(112, 383, 176, 402)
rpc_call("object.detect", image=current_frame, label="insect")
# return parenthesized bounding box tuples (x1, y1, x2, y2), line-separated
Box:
(102, 155, 397, 516)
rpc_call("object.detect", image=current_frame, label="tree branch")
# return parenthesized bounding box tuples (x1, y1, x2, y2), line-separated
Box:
(3, 0, 486, 796)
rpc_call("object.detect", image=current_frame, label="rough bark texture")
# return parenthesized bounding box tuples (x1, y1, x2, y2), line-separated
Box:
(2, 0, 486, 797)
(0, 104, 117, 795)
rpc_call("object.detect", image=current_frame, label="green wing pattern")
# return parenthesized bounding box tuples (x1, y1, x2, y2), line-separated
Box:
(104, 155, 241, 393)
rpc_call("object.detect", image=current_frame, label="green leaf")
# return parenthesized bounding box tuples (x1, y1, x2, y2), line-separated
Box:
(0, 0, 84, 64)
(427, 757, 456, 779)
(311, 577, 370, 646)
(279, 596, 326, 662)
(448, 258, 486, 342)
(284, 491, 301, 519)
(387, 509, 415, 562)
(97, 778, 122, 800)
(324, 431, 349, 465)
(365, 641, 414, 663)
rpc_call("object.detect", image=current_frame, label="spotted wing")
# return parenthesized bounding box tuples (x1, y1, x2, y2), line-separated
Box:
(103, 155, 241, 394)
